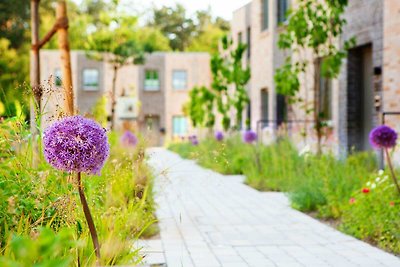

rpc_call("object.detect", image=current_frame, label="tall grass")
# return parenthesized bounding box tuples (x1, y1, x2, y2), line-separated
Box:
(0, 117, 157, 266)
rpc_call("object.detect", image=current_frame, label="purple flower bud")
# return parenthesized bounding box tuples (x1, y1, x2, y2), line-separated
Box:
(43, 115, 110, 175)
(369, 125, 397, 149)
(192, 138, 199, 146)
(215, 131, 224, 141)
(243, 130, 257, 144)
(120, 131, 138, 147)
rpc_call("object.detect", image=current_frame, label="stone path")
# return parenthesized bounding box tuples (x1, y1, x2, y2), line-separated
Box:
(138, 148, 400, 267)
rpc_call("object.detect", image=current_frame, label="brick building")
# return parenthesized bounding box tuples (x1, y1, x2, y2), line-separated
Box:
(231, 0, 400, 156)
(39, 50, 210, 145)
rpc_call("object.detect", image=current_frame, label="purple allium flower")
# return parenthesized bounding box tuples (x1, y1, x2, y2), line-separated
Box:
(120, 131, 138, 147)
(215, 131, 224, 141)
(191, 138, 199, 146)
(369, 125, 398, 149)
(243, 130, 257, 144)
(43, 115, 110, 175)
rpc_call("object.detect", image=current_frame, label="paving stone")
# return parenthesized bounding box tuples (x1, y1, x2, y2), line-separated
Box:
(146, 148, 400, 267)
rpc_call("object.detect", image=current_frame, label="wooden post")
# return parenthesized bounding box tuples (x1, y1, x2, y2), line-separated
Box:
(56, 0, 74, 116)
(30, 0, 41, 128)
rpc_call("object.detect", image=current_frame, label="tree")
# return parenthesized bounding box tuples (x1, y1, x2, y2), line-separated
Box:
(274, 0, 355, 154)
(86, 11, 160, 130)
(186, 35, 250, 132)
(149, 4, 229, 52)
(149, 3, 195, 51)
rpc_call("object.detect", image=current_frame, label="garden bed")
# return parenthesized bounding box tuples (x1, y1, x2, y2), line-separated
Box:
(0, 118, 158, 266)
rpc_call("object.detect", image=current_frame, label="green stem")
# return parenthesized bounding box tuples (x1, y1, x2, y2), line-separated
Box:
(77, 172, 101, 265)
(384, 148, 400, 195)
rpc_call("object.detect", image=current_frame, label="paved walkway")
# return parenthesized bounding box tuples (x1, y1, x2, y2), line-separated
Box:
(139, 148, 400, 267)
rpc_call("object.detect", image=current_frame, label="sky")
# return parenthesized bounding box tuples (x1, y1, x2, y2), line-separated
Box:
(147, 0, 251, 20)
(73, 0, 251, 20)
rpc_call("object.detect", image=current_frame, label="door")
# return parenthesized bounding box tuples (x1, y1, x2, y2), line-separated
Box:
(144, 115, 160, 146)
(347, 44, 373, 152)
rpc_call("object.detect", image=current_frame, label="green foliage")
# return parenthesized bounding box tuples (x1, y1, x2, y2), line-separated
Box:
(0, 228, 76, 267)
(275, 0, 354, 151)
(168, 137, 400, 254)
(340, 170, 400, 253)
(186, 86, 215, 129)
(149, 4, 229, 52)
(91, 96, 108, 127)
(0, 38, 29, 117)
(86, 13, 148, 67)
(0, 117, 157, 265)
(186, 36, 250, 131)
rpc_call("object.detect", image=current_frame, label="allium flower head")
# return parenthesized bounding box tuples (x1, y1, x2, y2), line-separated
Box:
(369, 125, 397, 149)
(120, 131, 138, 147)
(215, 131, 224, 141)
(243, 130, 257, 143)
(191, 138, 199, 146)
(43, 115, 110, 175)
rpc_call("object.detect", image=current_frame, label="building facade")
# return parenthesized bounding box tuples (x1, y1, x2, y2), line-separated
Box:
(231, 0, 400, 156)
(39, 50, 210, 145)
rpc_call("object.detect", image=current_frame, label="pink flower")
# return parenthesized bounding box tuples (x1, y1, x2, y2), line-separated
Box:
(390, 201, 395, 207)
(349, 198, 356, 204)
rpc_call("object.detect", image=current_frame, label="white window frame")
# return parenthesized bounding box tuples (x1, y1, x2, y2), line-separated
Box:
(54, 68, 62, 87)
(144, 70, 160, 91)
(82, 68, 100, 91)
(172, 116, 188, 136)
(172, 70, 187, 90)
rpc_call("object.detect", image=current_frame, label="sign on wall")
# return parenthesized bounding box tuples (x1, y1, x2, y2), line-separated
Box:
(116, 97, 138, 119)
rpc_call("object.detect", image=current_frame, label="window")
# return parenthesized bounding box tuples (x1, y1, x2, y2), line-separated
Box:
(144, 70, 160, 91)
(262, 0, 269, 30)
(82, 69, 99, 91)
(319, 75, 332, 121)
(54, 68, 62, 87)
(277, 0, 289, 24)
(261, 89, 269, 121)
(238, 32, 242, 44)
(172, 70, 187, 90)
(246, 27, 251, 59)
(173, 116, 188, 136)
(246, 101, 251, 129)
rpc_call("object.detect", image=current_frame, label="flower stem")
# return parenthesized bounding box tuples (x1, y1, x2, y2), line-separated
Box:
(77, 172, 101, 265)
(384, 148, 400, 195)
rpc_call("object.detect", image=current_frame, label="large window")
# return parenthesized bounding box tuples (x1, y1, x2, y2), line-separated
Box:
(246, 27, 251, 59)
(82, 69, 99, 91)
(54, 68, 62, 87)
(172, 70, 187, 90)
(319, 76, 332, 121)
(173, 116, 188, 136)
(277, 0, 289, 24)
(262, 0, 269, 31)
(144, 70, 160, 91)
(261, 89, 269, 121)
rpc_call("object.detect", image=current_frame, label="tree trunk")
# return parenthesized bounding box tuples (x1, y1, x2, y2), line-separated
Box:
(110, 65, 118, 130)
(56, 1, 74, 116)
(313, 57, 322, 155)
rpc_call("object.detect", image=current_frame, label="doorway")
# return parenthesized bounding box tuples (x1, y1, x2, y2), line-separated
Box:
(347, 44, 373, 152)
